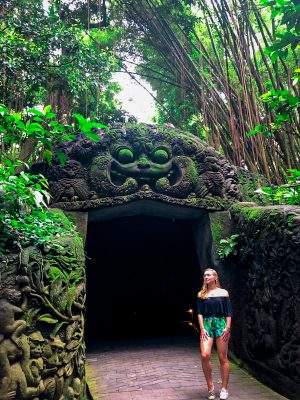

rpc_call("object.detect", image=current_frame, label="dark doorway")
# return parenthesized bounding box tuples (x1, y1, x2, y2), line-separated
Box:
(85, 215, 201, 342)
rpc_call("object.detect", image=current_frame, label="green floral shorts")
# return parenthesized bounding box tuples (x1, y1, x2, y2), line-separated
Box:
(204, 316, 226, 338)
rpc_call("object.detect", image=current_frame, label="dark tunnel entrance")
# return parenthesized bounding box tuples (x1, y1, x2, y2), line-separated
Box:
(85, 215, 202, 343)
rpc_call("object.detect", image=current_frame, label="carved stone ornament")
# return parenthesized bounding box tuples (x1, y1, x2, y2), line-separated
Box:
(32, 124, 242, 211)
(230, 204, 300, 396)
(0, 232, 86, 400)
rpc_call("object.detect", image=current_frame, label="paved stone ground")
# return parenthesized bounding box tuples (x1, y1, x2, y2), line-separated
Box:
(86, 336, 288, 400)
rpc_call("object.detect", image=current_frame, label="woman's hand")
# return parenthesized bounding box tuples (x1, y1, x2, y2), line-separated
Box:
(221, 326, 230, 341)
(200, 328, 209, 341)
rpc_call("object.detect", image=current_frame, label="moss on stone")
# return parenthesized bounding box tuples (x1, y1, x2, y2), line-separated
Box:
(49, 208, 74, 228)
(210, 214, 224, 245)
(287, 214, 295, 227)
(64, 210, 78, 227)
(209, 211, 234, 256)
(236, 168, 266, 203)
(245, 207, 266, 220)
(231, 204, 283, 223)
(47, 208, 85, 255)
(0, 222, 86, 400)
(63, 211, 85, 239)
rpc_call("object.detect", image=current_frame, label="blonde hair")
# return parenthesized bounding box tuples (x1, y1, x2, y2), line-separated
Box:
(198, 268, 221, 299)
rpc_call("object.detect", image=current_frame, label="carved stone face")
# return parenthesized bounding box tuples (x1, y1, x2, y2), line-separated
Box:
(29, 331, 45, 358)
(49, 345, 65, 366)
(90, 127, 205, 199)
(35, 123, 241, 210)
(60, 160, 84, 179)
(30, 359, 44, 380)
(44, 336, 65, 367)
(109, 145, 179, 188)
(3, 289, 22, 303)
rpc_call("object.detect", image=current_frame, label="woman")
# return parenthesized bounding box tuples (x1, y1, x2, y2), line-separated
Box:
(197, 268, 232, 400)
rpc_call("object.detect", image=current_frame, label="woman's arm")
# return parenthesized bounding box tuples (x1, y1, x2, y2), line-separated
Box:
(198, 314, 209, 341)
(226, 316, 231, 330)
(221, 316, 231, 341)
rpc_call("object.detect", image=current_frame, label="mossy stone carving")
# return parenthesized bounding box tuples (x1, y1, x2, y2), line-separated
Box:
(32, 123, 242, 211)
(0, 219, 86, 400)
(229, 204, 300, 397)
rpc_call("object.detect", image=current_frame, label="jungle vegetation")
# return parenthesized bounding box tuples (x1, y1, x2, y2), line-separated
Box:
(111, 0, 300, 184)
(0, 0, 300, 253)
(1, 0, 299, 178)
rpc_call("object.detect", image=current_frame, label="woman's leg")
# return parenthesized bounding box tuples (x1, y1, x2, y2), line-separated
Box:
(200, 337, 214, 390)
(215, 336, 230, 390)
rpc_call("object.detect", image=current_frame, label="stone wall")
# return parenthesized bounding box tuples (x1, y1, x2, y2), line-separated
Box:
(0, 212, 87, 400)
(217, 204, 300, 400)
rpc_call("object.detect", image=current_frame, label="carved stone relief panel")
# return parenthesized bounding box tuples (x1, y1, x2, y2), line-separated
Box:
(32, 124, 242, 211)
(0, 234, 86, 400)
(231, 205, 300, 395)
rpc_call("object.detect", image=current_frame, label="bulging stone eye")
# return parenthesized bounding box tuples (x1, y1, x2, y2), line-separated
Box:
(152, 148, 169, 164)
(116, 148, 134, 164)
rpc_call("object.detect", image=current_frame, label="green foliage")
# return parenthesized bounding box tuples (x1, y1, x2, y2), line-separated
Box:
(0, 101, 108, 256)
(260, 89, 300, 116)
(72, 114, 106, 141)
(261, 0, 300, 60)
(0, 104, 70, 164)
(0, 105, 107, 165)
(247, 88, 300, 136)
(1, 0, 122, 121)
(48, 265, 82, 286)
(248, 0, 300, 139)
(73, 81, 127, 125)
(292, 66, 300, 83)
(0, 164, 75, 255)
(0, 103, 108, 255)
(115, 0, 299, 180)
(255, 169, 300, 204)
(217, 234, 240, 260)
(38, 314, 59, 324)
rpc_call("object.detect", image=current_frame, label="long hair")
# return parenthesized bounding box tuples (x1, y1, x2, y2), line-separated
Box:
(198, 268, 221, 299)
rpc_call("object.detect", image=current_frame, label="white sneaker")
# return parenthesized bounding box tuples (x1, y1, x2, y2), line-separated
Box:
(208, 389, 216, 400)
(219, 388, 229, 399)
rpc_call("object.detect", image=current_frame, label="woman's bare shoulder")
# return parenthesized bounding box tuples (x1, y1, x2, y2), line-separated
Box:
(217, 288, 229, 297)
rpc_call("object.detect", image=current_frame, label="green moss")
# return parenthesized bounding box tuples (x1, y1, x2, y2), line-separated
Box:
(63, 211, 78, 227)
(189, 163, 199, 180)
(210, 211, 234, 256)
(231, 204, 261, 220)
(229, 352, 244, 367)
(155, 177, 169, 190)
(231, 204, 283, 223)
(246, 208, 265, 220)
(50, 208, 74, 228)
(287, 214, 295, 227)
(210, 215, 224, 244)
(231, 205, 294, 247)
(236, 168, 266, 203)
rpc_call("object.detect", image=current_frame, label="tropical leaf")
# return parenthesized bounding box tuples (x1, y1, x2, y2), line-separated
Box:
(50, 321, 68, 338)
(38, 314, 58, 324)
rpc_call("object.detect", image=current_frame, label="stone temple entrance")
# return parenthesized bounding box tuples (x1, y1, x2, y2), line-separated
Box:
(23, 123, 242, 400)
(4, 123, 296, 399)
(85, 215, 201, 341)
